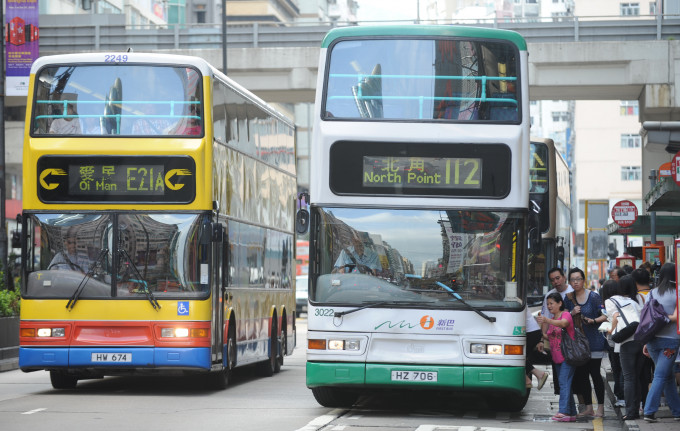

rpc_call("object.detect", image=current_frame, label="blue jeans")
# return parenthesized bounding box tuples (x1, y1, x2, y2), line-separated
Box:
(556, 361, 577, 415)
(643, 336, 680, 417)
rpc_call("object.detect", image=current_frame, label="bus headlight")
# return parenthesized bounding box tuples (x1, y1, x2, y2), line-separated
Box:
(36, 328, 65, 337)
(310, 338, 360, 351)
(470, 343, 503, 355)
(161, 327, 209, 338)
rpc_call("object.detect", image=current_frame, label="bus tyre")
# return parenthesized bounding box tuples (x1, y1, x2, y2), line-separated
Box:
(499, 388, 530, 412)
(311, 387, 358, 408)
(50, 371, 78, 389)
(211, 327, 236, 390)
(257, 319, 277, 377)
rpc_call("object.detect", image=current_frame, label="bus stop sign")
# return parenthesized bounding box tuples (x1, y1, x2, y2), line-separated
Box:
(611, 200, 638, 228)
(672, 150, 680, 187)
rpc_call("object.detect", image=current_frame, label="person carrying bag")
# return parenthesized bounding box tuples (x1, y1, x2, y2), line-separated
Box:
(561, 323, 590, 366)
(610, 297, 640, 343)
(633, 291, 670, 345)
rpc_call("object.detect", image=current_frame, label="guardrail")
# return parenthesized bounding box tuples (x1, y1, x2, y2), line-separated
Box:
(37, 14, 680, 53)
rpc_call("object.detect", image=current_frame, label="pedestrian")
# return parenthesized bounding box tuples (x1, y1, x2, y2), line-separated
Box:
(606, 275, 644, 420)
(642, 262, 680, 422)
(540, 267, 574, 394)
(631, 268, 654, 411)
(537, 292, 577, 422)
(565, 267, 608, 417)
(609, 266, 625, 281)
(526, 310, 550, 390)
(600, 281, 626, 408)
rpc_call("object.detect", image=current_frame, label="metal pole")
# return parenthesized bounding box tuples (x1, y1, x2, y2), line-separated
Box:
(222, 0, 227, 74)
(650, 169, 657, 244)
(0, 4, 7, 290)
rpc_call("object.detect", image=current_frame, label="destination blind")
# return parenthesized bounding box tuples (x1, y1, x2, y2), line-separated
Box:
(37, 155, 196, 203)
(363, 156, 481, 189)
(329, 141, 511, 198)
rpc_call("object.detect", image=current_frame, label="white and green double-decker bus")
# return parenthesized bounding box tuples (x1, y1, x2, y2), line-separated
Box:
(301, 25, 534, 411)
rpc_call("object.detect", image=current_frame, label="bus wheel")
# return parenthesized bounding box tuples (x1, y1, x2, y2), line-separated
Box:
(211, 327, 236, 390)
(50, 371, 78, 389)
(257, 319, 277, 377)
(311, 387, 358, 408)
(498, 388, 530, 412)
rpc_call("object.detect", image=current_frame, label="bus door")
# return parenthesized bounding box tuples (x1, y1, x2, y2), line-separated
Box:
(210, 222, 225, 365)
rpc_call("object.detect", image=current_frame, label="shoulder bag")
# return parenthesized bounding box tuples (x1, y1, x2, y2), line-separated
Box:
(633, 292, 670, 345)
(610, 298, 640, 343)
(560, 316, 591, 366)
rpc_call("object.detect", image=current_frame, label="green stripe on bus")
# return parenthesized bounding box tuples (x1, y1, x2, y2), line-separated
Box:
(321, 25, 527, 51)
(307, 362, 525, 394)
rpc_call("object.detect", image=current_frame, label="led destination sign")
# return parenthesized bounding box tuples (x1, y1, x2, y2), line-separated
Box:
(363, 156, 481, 189)
(37, 156, 196, 203)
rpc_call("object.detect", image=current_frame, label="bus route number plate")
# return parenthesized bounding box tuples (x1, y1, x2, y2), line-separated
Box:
(91, 353, 132, 363)
(391, 371, 437, 382)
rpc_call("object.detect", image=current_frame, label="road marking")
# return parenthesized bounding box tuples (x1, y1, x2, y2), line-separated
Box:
(22, 408, 46, 415)
(293, 409, 345, 431)
(415, 427, 545, 431)
(593, 416, 604, 431)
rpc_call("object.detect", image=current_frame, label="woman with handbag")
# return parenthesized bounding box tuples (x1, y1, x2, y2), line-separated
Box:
(564, 267, 608, 417)
(537, 292, 577, 422)
(605, 275, 643, 420)
(642, 262, 680, 422)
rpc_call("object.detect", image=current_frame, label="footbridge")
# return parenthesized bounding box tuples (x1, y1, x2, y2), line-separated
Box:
(33, 14, 680, 122)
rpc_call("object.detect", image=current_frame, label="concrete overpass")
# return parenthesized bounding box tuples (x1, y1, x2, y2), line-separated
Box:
(30, 14, 680, 122)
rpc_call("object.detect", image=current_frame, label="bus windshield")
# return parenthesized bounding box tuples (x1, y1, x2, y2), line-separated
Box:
(32, 64, 202, 136)
(312, 207, 525, 309)
(24, 213, 210, 299)
(324, 38, 519, 122)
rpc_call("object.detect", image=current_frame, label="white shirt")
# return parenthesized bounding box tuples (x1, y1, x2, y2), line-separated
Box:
(50, 118, 82, 134)
(604, 295, 642, 350)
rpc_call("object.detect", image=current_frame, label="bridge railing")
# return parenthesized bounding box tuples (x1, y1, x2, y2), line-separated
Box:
(37, 14, 680, 53)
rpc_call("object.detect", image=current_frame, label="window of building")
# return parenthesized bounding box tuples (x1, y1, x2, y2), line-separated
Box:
(650, 2, 657, 15)
(621, 166, 641, 181)
(620, 100, 639, 116)
(551, 111, 569, 122)
(621, 134, 641, 148)
(620, 3, 640, 16)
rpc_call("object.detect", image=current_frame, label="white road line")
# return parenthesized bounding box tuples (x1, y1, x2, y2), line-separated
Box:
(293, 409, 345, 431)
(22, 408, 47, 415)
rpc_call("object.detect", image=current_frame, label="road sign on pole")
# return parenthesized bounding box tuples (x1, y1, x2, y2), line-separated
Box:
(672, 151, 680, 187)
(611, 200, 638, 227)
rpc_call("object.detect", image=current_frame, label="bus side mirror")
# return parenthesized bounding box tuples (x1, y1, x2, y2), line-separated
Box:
(11, 231, 20, 249)
(296, 192, 310, 234)
(296, 209, 309, 234)
(211, 222, 224, 242)
(528, 200, 541, 254)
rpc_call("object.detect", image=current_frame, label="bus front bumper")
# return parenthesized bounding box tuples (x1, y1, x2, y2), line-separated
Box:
(306, 361, 526, 394)
(19, 347, 211, 371)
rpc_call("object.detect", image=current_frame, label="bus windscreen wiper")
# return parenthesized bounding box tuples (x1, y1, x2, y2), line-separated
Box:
(118, 248, 160, 311)
(405, 274, 496, 323)
(334, 300, 435, 317)
(66, 248, 109, 311)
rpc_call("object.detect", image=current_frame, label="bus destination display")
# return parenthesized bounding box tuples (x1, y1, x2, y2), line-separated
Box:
(363, 156, 482, 189)
(37, 156, 196, 203)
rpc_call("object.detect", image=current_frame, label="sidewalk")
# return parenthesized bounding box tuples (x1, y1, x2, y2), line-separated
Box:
(0, 356, 18, 372)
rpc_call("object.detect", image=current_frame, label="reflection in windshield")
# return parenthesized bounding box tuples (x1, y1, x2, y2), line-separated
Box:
(313, 208, 525, 309)
(32, 65, 202, 136)
(325, 39, 519, 121)
(25, 213, 210, 299)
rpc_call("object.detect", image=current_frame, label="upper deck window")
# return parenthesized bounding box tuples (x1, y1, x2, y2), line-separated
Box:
(323, 38, 520, 122)
(32, 64, 203, 137)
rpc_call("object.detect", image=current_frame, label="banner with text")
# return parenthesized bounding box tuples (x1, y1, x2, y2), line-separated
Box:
(6, 0, 39, 96)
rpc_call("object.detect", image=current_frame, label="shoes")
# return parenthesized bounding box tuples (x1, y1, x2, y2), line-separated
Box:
(538, 372, 549, 390)
(551, 413, 575, 422)
(615, 400, 626, 407)
(643, 414, 657, 423)
(622, 414, 639, 421)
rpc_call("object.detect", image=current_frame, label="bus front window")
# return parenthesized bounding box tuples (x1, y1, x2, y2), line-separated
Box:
(24, 213, 210, 299)
(312, 208, 525, 310)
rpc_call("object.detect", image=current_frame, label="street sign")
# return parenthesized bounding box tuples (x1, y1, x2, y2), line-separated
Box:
(672, 151, 680, 187)
(611, 200, 638, 227)
(659, 162, 672, 178)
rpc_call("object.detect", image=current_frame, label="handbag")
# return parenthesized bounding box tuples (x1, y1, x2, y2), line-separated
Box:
(610, 298, 640, 343)
(561, 325, 591, 366)
(633, 292, 670, 345)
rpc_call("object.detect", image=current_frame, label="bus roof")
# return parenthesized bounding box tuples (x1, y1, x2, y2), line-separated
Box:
(30, 52, 215, 75)
(321, 25, 527, 51)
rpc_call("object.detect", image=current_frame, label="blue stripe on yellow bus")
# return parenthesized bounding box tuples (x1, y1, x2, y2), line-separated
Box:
(19, 347, 211, 369)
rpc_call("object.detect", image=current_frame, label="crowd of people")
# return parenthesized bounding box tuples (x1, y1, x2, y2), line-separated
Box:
(527, 263, 680, 422)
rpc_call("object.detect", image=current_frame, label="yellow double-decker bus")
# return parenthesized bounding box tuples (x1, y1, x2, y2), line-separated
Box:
(18, 53, 297, 389)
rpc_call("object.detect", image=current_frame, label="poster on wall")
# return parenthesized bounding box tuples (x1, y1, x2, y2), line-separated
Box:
(5, 0, 39, 96)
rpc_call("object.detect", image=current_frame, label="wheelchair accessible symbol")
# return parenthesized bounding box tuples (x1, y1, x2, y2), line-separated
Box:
(177, 301, 189, 316)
